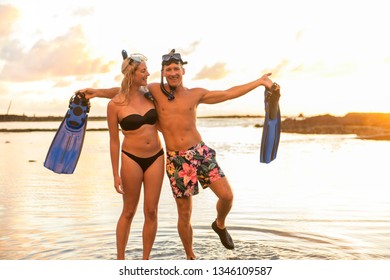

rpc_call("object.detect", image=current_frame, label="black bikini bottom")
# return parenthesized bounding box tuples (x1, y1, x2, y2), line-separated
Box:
(122, 149, 164, 173)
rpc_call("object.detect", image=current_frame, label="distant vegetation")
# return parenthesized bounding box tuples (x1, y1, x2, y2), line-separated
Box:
(282, 113, 390, 140)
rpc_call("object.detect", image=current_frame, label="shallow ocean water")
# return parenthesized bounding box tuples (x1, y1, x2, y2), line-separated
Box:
(1, 118, 389, 260)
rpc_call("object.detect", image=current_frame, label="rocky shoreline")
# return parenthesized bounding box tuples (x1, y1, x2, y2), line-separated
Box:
(281, 113, 390, 140)
(2, 113, 390, 140)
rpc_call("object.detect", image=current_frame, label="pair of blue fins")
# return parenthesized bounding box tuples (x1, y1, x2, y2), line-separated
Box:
(44, 84, 280, 174)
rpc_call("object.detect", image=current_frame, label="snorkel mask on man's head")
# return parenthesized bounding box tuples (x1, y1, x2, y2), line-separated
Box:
(160, 49, 188, 101)
(161, 49, 188, 67)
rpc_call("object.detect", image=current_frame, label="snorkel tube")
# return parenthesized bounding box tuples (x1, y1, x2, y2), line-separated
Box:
(160, 74, 175, 101)
(122, 49, 128, 60)
(160, 49, 176, 100)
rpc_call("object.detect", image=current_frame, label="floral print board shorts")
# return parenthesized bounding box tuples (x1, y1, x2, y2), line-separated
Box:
(166, 141, 225, 198)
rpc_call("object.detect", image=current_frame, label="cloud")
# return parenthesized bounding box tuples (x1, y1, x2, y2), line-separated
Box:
(193, 62, 229, 80)
(0, 4, 23, 62)
(267, 59, 290, 78)
(0, 4, 19, 38)
(53, 79, 74, 88)
(178, 41, 201, 56)
(295, 30, 305, 42)
(288, 60, 360, 79)
(72, 6, 95, 17)
(148, 71, 161, 83)
(0, 25, 115, 82)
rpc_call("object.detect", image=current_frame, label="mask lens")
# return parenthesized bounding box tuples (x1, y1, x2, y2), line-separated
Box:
(129, 53, 147, 64)
(162, 53, 182, 63)
(172, 53, 181, 60)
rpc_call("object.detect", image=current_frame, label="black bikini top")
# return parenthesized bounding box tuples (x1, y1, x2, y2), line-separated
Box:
(119, 109, 157, 131)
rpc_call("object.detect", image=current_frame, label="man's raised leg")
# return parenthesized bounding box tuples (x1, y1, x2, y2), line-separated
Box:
(209, 177, 235, 249)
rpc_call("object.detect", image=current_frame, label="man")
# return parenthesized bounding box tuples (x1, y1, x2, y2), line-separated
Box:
(80, 49, 278, 259)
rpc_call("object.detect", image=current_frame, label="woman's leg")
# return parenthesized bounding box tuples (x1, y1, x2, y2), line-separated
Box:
(141, 155, 164, 259)
(116, 155, 143, 260)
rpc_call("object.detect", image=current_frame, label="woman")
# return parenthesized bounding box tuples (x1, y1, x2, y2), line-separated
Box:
(106, 53, 164, 260)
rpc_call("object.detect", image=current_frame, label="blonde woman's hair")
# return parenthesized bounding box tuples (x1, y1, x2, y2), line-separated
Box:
(121, 58, 138, 95)
(119, 54, 147, 103)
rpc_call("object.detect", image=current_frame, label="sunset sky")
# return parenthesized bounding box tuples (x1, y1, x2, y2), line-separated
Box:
(1, 0, 389, 117)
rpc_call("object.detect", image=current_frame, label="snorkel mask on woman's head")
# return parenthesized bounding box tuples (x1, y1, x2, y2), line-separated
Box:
(121, 50, 153, 101)
(121, 50, 147, 73)
(122, 50, 148, 63)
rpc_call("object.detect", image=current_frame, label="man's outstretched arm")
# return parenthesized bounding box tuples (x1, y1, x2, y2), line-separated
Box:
(200, 73, 274, 104)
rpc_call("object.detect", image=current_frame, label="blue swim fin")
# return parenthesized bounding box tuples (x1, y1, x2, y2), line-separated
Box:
(44, 93, 90, 174)
(260, 83, 281, 163)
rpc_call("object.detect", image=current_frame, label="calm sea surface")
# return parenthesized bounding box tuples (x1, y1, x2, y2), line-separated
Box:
(1, 118, 389, 260)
